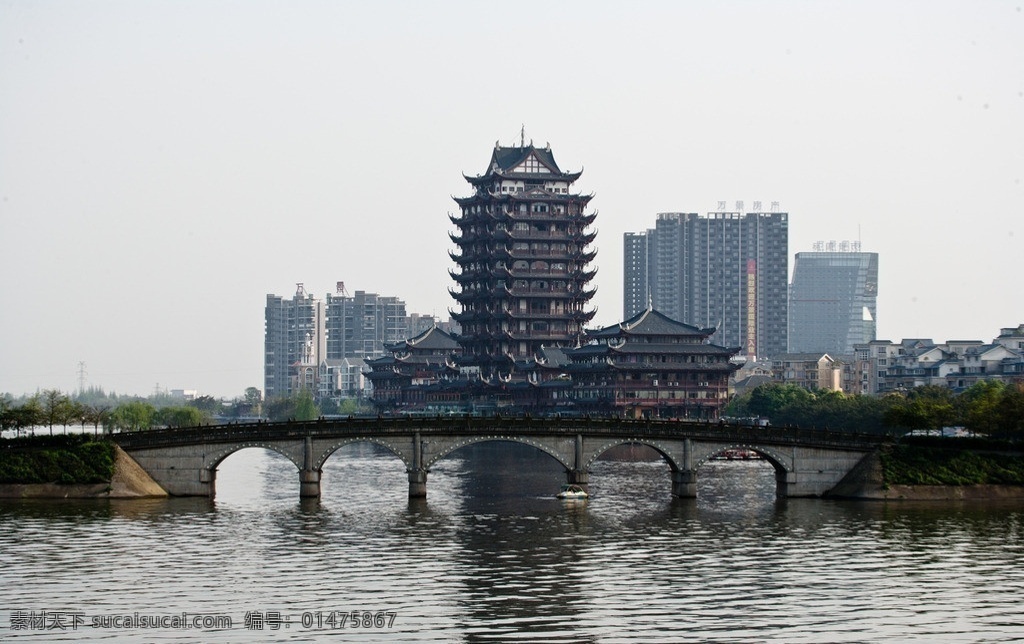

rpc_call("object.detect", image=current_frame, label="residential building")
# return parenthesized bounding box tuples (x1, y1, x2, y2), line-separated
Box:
(318, 357, 370, 401)
(325, 287, 422, 361)
(264, 284, 325, 400)
(995, 324, 1024, 352)
(854, 325, 1024, 395)
(623, 232, 650, 318)
(624, 206, 789, 361)
(449, 141, 597, 377)
(789, 245, 878, 355)
(265, 283, 434, 400)
(771, 353, 843, 392)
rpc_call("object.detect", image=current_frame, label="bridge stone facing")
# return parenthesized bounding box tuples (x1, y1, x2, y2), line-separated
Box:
(114, 418, 886, 500)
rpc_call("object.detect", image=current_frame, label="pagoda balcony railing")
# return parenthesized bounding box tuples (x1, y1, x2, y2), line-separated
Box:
(504, 310, 589, 320)
(503, 210, 595, 222)
(506, 269, 573, 281)
(504, 331, 577, 341)
(501, 230, 580, 241)
(506, 289, 576, 300)
(507, 248, 588, 260)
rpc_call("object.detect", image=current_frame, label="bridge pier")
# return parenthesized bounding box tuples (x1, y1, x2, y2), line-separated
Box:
(672, 470, 697, 498)
(408, 470, 428, 498)
(298, 436, 321, 498)
(299, 469, 321, 498)
(777, 470, 795, 498)
(200, 467, 216, 498)
(566, 468, 589, 487)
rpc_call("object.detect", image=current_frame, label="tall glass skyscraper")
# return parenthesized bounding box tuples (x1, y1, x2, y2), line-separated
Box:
(788, 249, 878, 355)
(623, 209, 789, 360)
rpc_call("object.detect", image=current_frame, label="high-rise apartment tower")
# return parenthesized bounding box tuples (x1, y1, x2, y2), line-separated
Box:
(264, 284, 325, 399)
(325, 288, 412, 360)
(624, 209, 789, 360)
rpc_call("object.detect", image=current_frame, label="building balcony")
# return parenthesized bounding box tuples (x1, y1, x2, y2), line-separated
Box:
(507, 288, 575, 299)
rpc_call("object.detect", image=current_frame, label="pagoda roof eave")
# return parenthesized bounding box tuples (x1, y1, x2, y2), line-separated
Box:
(462, 169, 584, 186)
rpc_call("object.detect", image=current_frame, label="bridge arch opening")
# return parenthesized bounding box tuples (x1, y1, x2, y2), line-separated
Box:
(213, 446, 301, 507)
(587, 442, 676, 503)
(318, 441, 409, 504)
(694, 446, 783, 507)
(428, 439, 569, 504)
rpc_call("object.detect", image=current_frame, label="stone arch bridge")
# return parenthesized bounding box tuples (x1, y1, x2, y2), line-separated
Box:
(111, 416, 889, 500)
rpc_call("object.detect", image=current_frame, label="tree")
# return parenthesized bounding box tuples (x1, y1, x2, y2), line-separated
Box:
(189, 395, 222, 415)
(993, 382, 1024, 440)
(0, 396, 18, 436)
(244, 387, 262, 417)
(264, 391, 320, 422)
(338, 397, 369, 416)
(41, 389, 73, 435)
(958, 380, 1007, 437)
(294, 389, 319, 421)
(67, 399, 87, 433)
(154, 406, 207, 428)
(108, 401, 157, 432)
(81, 404, 112, 436)
(745, 383, 813, 420)
(318, 397, 341, 416)
(15, 395, 42, 436)
(884, 385, 957, 435)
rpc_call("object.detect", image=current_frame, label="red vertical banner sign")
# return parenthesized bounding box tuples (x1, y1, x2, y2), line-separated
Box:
(746, 259, 757, 359)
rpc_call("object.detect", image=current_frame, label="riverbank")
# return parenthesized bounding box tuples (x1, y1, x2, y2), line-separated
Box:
(0, 436, 167, 499)
(829, 443, 1024, 500)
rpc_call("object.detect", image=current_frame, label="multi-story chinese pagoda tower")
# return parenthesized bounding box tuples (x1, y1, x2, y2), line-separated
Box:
(449, 140, 597, 377)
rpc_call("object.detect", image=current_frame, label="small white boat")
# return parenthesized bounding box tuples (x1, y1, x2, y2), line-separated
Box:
(556, 484, 589, 500)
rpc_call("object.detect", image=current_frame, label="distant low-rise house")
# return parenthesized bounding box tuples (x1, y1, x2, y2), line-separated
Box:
(318, 357, 370, 400)
(730, 358, 774, 397)
(770, 353, 843, 391)
(854, 324, 1024, 394)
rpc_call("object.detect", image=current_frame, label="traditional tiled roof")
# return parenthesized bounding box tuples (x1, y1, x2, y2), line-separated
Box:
(491, 144, 561, 174)
(587, 307, 714, 340)
(463, 144, 583, 185)
(537, 346, 570, 368)
(384, 325, 460, 353)
(569, 342, 733, 357)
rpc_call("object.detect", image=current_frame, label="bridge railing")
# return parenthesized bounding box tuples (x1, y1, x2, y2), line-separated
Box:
(110, 416, 892, 452)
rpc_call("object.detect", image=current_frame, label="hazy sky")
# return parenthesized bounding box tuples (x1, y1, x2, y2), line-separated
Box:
(1, 1, 1021, 398)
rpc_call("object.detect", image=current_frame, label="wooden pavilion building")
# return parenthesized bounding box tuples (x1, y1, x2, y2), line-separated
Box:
(563, 308, 741, 419)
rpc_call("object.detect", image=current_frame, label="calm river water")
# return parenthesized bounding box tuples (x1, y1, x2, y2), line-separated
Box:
(2, 443, 1024, 642)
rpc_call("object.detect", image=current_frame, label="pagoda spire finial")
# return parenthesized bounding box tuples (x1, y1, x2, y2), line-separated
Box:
(520, 124, 525, 147)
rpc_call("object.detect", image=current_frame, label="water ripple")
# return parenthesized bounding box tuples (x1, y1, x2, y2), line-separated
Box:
(2, 444, 1024, 642)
